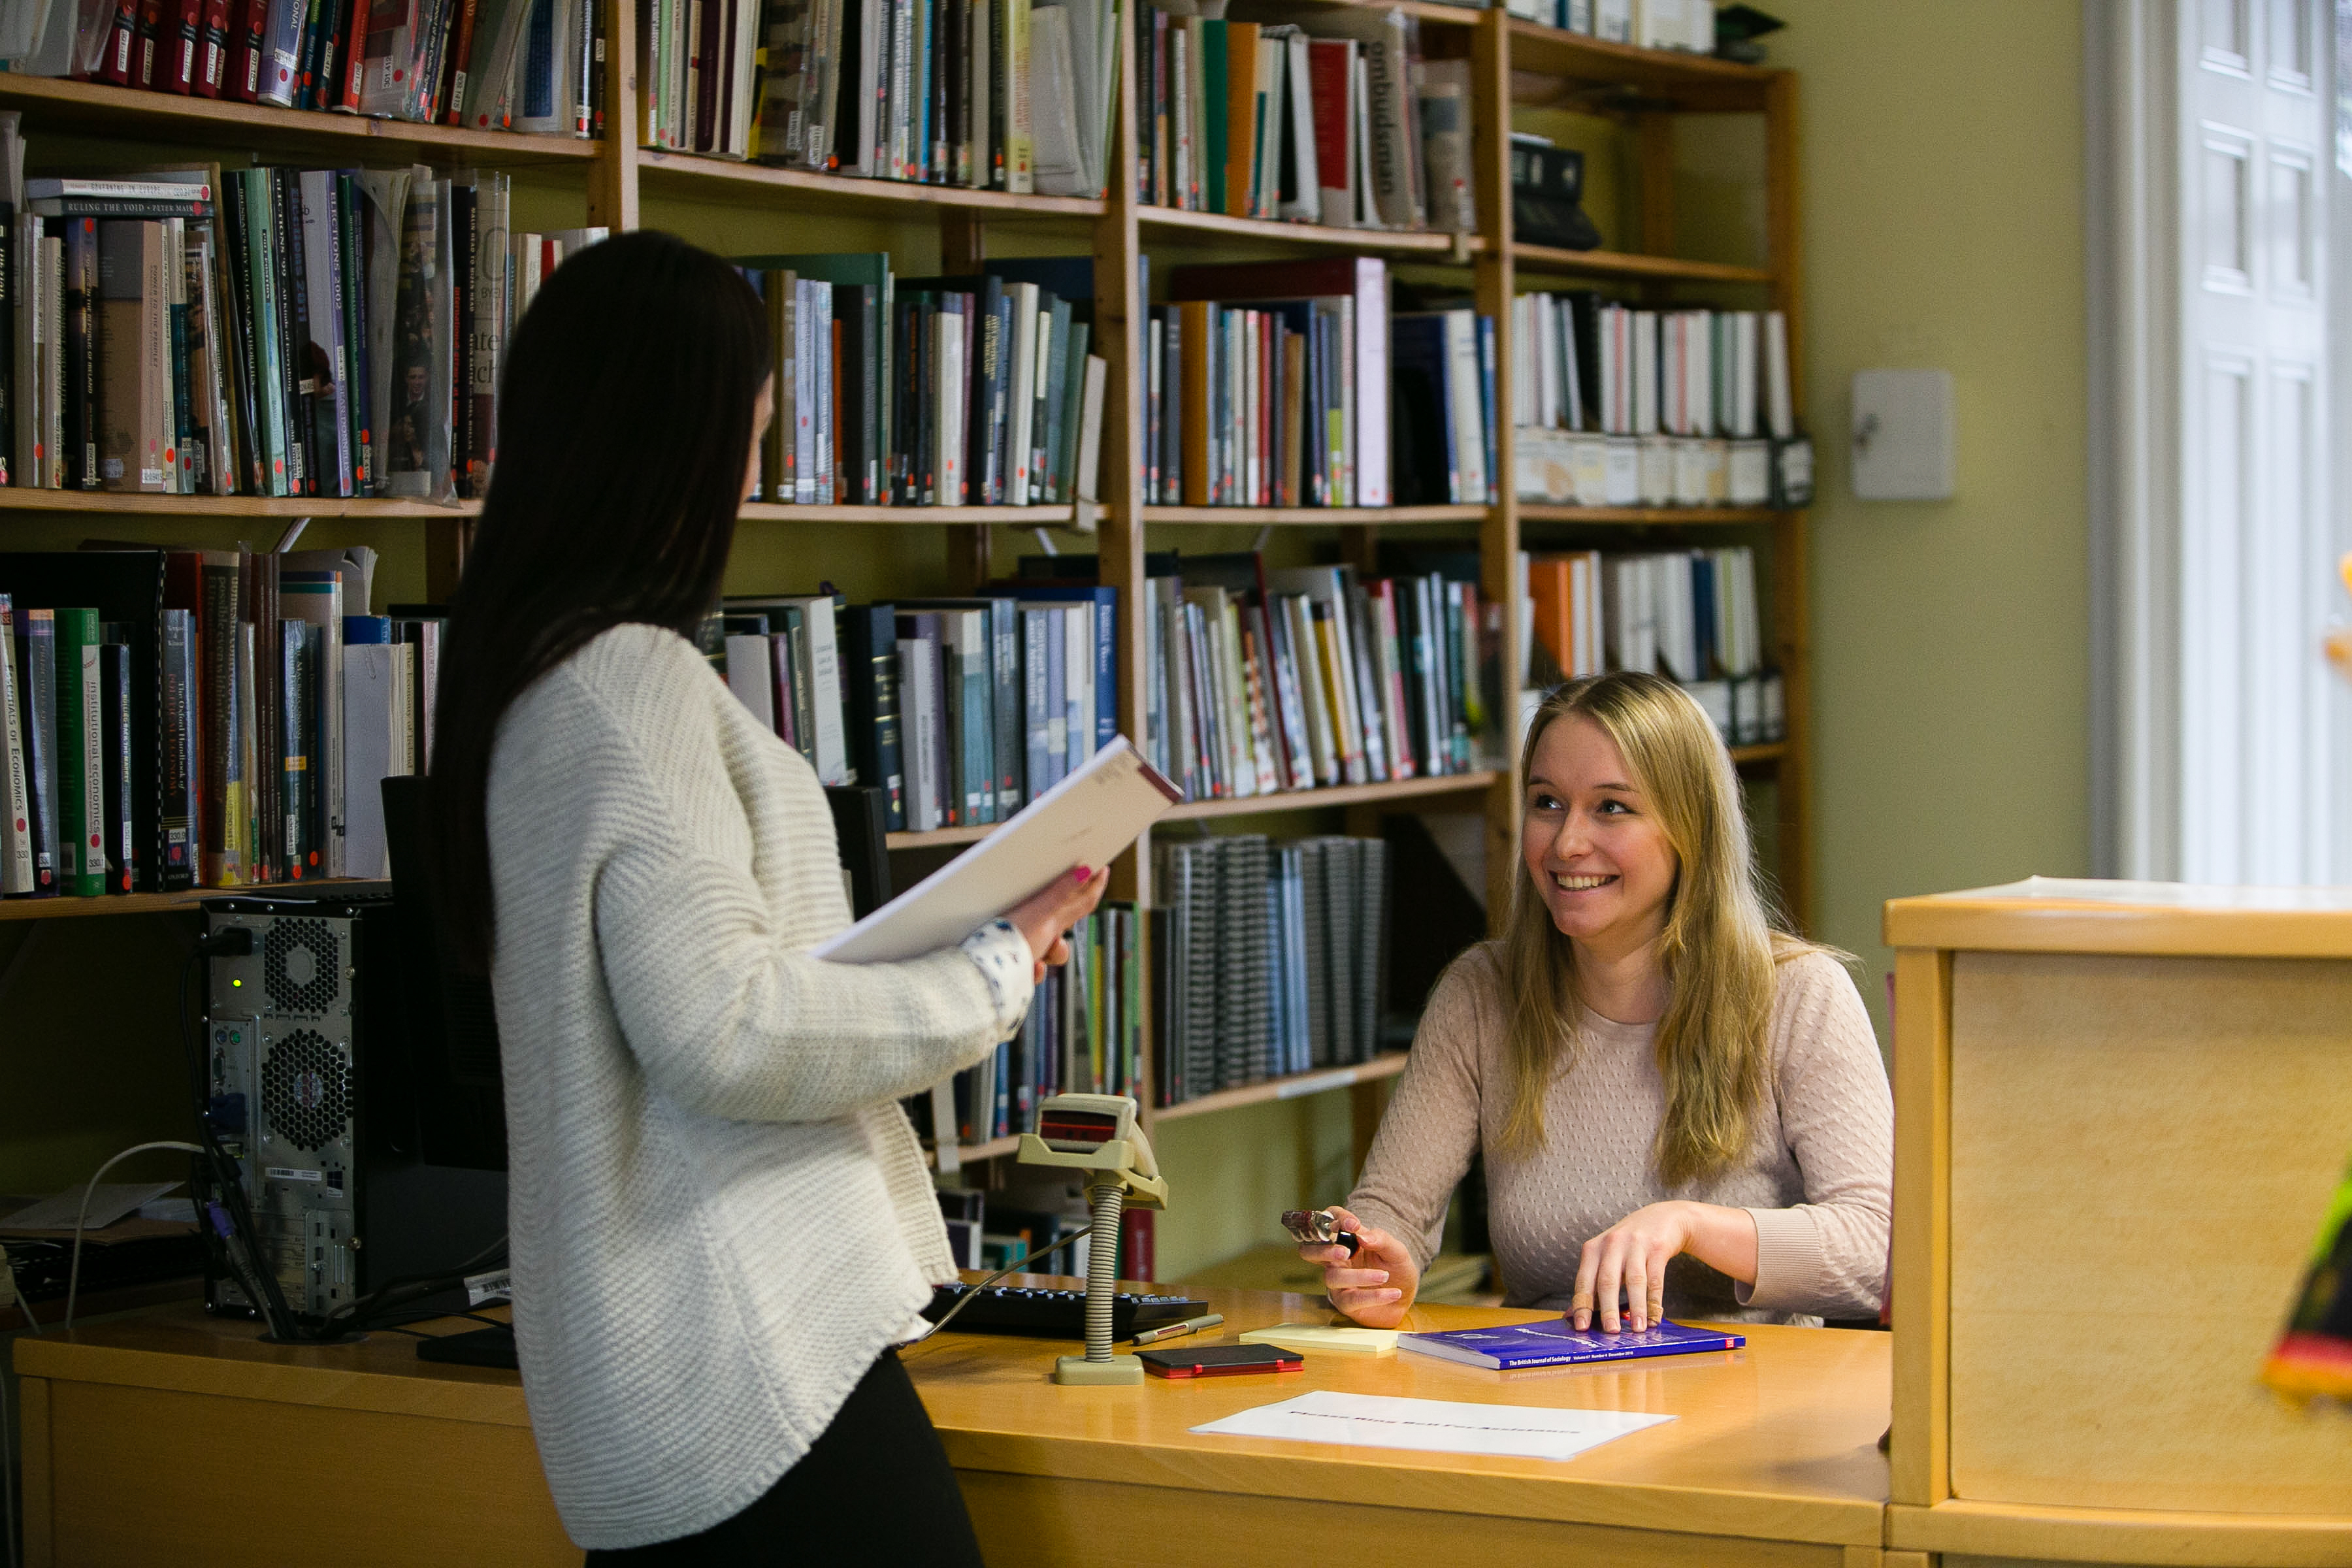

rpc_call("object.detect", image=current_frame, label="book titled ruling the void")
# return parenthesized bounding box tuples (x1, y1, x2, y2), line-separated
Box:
(1397, 1320, 1746, 1371)
(814, 736, 1181, 964)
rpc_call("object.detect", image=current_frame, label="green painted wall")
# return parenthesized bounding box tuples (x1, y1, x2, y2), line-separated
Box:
(1765, 0, 2092, 1034)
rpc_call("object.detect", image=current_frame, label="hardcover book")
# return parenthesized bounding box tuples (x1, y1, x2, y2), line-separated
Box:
(1398, 1318, 1745, 1370)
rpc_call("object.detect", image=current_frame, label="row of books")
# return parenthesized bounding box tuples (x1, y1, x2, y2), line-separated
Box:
(1134, 5, 1474, 235)
(1511, 295, 1796, 443)
(707, 0, 1122, 199)
(909, 903, 1142, 1146)
(0, 129, 607, 499)
(1509, 295, 1806, 509)
(0, 0, 602, 135)
(1153, 831, 1390, 1105)
(710, 581, 1115, 831)
(0, 546, 431, 896)
(1143, 553, 1486, 804)
(739, 252, 1105, 508)
(1520, 544, 1783, 747)
(1503, 0, 1716, 53)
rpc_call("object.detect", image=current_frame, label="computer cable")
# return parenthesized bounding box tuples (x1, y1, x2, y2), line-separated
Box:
(62, 1140, 203, 1331)
(904, 1222, 1099, 1346)
(3, 1240, 41, 1335)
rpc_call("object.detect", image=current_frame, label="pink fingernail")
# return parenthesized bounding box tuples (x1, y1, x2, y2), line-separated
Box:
(1075, 865, 1096, 884)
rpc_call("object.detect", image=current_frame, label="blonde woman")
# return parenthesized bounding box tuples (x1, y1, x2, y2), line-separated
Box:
(1304, 672, 1891, 1331)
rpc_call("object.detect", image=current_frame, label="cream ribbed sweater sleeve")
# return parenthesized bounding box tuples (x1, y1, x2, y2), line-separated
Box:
(581, 678, 1031, 1125)
(1737, 953, 1893, 1318)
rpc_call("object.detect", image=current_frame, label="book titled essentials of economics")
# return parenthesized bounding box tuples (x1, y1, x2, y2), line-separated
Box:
(1397, 1320, 1746, 1370)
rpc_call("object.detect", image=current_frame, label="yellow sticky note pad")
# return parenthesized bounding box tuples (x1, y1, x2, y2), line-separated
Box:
(1239, 1322, 1399, 1356)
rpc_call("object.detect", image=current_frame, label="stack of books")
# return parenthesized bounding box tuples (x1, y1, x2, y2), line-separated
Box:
(1153, 831, 1390, 1105)
(1509, 292, 1802, 510)
(0, 0, 602, 135)
(670, 0, 1125, 197)
(0, 545, 427, 897)
(736, 253, 1108, 508)
(710, 582, 1117, 832)
(1518, 545, 1782, 747)
(0, 123, 605, 500)
(1143, 553, 1490, 805)
(1134, 5, 1477, 235)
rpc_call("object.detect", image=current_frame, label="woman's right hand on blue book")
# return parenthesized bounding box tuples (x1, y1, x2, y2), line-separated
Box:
(1300, 1205, 1419, 1329)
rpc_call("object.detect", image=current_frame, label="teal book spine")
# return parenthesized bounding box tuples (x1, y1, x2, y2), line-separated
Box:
(53, 606, 103, 896)
(1201, 20, 1226, 216)
(245, 169, 289, 497)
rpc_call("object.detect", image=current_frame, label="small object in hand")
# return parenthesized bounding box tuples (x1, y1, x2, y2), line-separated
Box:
(1282, 1208, 1361, 1257)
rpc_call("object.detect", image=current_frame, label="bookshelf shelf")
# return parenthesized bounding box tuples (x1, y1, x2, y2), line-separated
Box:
(1144, 504, 1488, 526)
(633, 150, 1107, 220)
(0, 491, 480, 519)
(1154, 1051, 1411, 1122)
(1161, 772, 1499, 822)
(0, 75, 601, 165)
(738, 502, 1077, 525)
(1509, 243, 1772, 287)
(1518, 504, 1786, 525)
(1137, 207, 1483, 259)
(950, 1135, 1022, 1163)
(887, 823, 994, 850)
(0, 878, 378, 922)
(1729, 743, 1788, 768)
(1503, 20, 1776, 107)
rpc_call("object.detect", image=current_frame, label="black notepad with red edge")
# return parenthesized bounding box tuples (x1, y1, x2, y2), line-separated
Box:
(1137, 1343, 1304, 1379)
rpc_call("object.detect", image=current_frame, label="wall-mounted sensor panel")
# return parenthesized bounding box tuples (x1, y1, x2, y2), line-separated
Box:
(1850, 368, 1955, 500)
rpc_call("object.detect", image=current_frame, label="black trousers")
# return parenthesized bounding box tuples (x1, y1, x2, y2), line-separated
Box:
(585, 1349, 985, 1566)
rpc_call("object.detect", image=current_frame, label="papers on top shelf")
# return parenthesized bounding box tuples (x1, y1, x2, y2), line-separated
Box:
(813, 736, 1179, 964)
(1188, 1389, 1674, 1462)
(1, 1182, 180, 1233)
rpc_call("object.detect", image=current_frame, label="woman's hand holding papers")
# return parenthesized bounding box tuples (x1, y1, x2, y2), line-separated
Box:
(1006, 866, 1111, 982)
(1301, 1205, 1420, 1329)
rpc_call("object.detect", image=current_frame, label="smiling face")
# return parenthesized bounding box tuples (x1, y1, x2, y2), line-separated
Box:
(1520, 713, 1680, 955)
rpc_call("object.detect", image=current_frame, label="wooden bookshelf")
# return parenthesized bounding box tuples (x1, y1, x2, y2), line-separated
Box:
(0, 74, 602, 165)
(0, 13, 1812, 1170)
(0, 878, 378, 922)
(1509, 244, 1774, 287)
(633, 150, 1108, 220)
(1162, 772, 1498, 822)
(1144, 504, 1488, 526)
(1154, 1052, 1410, 1122)
(1518, 504, 1788, 526)
(1138, 207, 1484, 259)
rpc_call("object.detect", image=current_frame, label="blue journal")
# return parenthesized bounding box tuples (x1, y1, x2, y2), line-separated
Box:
(1397, 1319, 1746, 1370)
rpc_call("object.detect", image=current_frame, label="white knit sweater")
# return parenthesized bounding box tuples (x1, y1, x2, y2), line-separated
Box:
(485, 623, 1031, 1550)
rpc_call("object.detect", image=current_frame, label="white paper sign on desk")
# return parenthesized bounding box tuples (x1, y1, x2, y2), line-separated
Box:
(1190, 1390, 1673, 1463)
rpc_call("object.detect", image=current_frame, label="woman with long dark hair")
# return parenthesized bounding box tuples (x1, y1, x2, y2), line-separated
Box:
(430, 231, 1102, 1562)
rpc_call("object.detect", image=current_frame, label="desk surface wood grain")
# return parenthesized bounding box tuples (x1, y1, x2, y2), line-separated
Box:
(17, 1285, 1894, 1557)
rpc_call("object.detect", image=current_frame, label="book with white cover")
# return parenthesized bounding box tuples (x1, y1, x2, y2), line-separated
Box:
(815, 735, 1177, 962)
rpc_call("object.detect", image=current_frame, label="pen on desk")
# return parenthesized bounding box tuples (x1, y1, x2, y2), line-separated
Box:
(1132, 1313, 1224, 1346)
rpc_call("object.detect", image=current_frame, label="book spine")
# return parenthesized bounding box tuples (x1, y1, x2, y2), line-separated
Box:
(0, 602, 31, 894)
(99, 642, 134, 893)
(54, 607, 103, 897)
(18, 612, 58, 891)
(159, 607, 198, 889)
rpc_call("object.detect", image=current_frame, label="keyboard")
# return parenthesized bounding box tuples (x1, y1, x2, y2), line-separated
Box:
(924, 1282, 1207, 1339)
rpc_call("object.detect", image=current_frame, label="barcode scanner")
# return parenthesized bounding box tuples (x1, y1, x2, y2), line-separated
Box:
(1282, 1208, 1362, 1258)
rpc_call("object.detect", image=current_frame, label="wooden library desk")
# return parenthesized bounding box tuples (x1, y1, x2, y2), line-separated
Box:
(15, 1287, 1894, 1568)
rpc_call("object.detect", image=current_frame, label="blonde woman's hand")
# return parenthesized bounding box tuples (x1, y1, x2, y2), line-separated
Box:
(1570, 1200, 1758, 1331)
(1300, 1205, 1420, 1328)
(1005, 866, 1110, 981)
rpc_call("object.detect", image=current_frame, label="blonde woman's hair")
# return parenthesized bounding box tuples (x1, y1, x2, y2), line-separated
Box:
(1496, 672, 1819, 1185)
